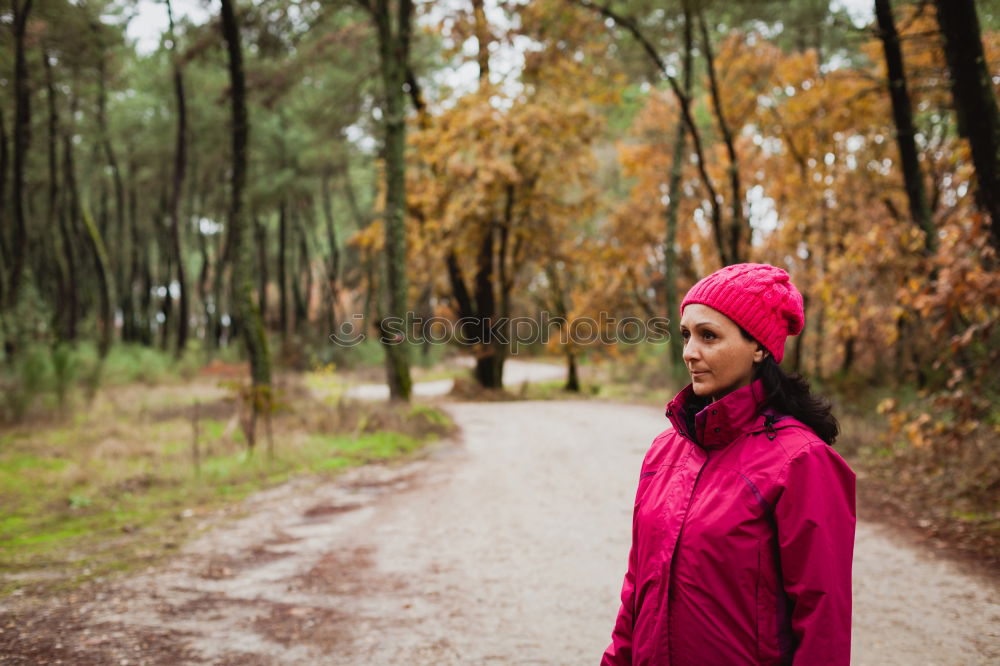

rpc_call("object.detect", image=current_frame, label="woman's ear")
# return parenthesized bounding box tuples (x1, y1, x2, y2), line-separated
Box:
(753, 344, 768, 364)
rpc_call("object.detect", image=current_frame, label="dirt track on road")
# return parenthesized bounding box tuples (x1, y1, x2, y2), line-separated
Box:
(3, 399, 999, 665)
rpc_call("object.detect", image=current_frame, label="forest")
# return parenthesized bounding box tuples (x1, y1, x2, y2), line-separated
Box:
(0, 0, 998, 604)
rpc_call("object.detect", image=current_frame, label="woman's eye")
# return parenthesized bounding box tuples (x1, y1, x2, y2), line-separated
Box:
(680, 330, 690, 340)
(702, 331, 715, 340)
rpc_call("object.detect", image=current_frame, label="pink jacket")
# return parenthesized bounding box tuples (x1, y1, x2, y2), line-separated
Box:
(602, 379, 856, 665)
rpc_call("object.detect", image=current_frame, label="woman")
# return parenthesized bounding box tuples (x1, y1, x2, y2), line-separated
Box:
(601, 263, 856, 666)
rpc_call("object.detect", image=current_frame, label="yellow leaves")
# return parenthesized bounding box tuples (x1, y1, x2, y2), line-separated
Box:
(715, 31, 781, 125)
(903, 413, 933, 448)
(348, 220, 384, 255)
(444, 150, 478, 181)
(877, 398, 897, 415)
(403, 81, 604, 311)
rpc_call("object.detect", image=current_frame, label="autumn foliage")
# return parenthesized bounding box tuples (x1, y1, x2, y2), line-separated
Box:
(1, 0, 998, 545)
(371, 3, 1000, 533)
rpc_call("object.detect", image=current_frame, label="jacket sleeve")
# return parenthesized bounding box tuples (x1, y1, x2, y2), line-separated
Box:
(600, 529, 637, 666)
(775, 441, 857, 665)
(602, 452, 656, 666)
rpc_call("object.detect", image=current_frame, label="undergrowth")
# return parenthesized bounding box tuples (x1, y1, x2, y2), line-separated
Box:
(0, 373, 454, 598)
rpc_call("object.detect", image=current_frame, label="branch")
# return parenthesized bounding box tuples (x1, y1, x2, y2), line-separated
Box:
(398, 0, 414, 61)
(571, 0, 726, 261)
(697, 4, 744, 262)
(405, 65, 429, 129)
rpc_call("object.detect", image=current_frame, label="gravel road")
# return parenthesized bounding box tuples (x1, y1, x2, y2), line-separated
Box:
(4, 397, 999, 664)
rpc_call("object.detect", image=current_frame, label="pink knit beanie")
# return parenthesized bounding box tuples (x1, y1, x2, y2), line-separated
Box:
(680, 263, 804, 363)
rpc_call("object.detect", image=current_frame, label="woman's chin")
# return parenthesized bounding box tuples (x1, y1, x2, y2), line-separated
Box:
(689, 379, 713, 396)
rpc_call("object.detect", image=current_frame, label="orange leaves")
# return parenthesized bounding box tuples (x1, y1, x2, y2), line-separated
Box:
(404, 82, 604, 311)
(348, 219, 384, 254)
(713, 32, 781, 126)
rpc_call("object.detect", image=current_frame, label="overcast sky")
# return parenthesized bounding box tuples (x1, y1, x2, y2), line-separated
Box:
(126, 0, 877, 56)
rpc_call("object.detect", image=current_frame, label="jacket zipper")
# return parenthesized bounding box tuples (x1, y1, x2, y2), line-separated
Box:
(664, 449, 710, 662)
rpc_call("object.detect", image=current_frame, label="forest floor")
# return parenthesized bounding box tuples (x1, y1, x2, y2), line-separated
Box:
(1, 361, 999, 664)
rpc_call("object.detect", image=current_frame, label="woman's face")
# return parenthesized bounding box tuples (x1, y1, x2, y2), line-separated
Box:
(679, 304, 765, 401)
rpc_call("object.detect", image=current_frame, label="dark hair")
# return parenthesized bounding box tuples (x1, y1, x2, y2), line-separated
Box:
(739, 329, 840, 445)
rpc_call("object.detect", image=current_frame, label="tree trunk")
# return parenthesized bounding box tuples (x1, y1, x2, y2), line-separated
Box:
(560, 347, 578, 392)
(875, 0, 935, 253)
(81, 205, 114, 358)
(157, 188, 174, 352)
(95, 44, 127, 321)
(43, 55, 59, 258)
(139, 236, 154, 346)
(61, 90, 84, 342)
(297, 202, 314, 330)
(840, 336, 856, 375)
(792, 293, 807, 374)
(198, 217, 212, 336)
(123, 148, 139, 342)
(445, 246, 501, 388)
(7, 0, 33, 311)
(370, 0, 414, 401)
(472, 0, 490, 82)
(254, 214, 268, 323)
(465, 3, 504, 389)
(698, 5, 748, 264)
(812, 302, 825, 379)
(290, 208, 307, 333)
(278, 200, 289, 337)
(160, 274, 173, 350)
(542, 265, 578, 392)
(185, 154, 199, 336)
(0, 106, 9, 305)
(320, 169, 340, 335)
(446, 250, 475, 330)
(664, 0, 693, 372)
(166, 0, 190, 356)
(209, 230, 227, 350)
(472, 227, 502, 388)
(220, 0, 272, 448)
(99, 177, 110, 241)
(933, 0, 1000, 251)
(44, 52, 77, 342)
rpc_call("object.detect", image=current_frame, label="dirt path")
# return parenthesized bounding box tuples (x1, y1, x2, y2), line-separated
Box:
(343, 358, 567, 400)
(3, 400, 999, 665)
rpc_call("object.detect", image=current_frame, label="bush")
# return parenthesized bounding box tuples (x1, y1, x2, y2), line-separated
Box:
(0, 342, 211, 424)
(102, 344, 176, 384)
(50, 343, 78, 406)
(1, 344, 54, 421)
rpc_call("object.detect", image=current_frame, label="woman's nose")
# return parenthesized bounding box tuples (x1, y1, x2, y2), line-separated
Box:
(682, 340, 698, 363)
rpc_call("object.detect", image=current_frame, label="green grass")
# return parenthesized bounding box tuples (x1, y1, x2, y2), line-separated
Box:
(0, 387, 453, 598)
(0, 341, 219, 423)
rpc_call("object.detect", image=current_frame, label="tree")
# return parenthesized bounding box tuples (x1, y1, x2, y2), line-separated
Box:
(220, 0, 272, 447)
(933, 0, 1000, 252)
(80, 205, 114, 358)
(359, 0, 415, 401)
(166, 0, 190, 356)
(697, 3, 749, 266)
(7, 0, 33, 312)
(875, 0, 934, 252)
(42, 49, 80, 342)
(572, 0, 747, 266)
(663, 0, 694, 371)
(408, 86, 602, 388)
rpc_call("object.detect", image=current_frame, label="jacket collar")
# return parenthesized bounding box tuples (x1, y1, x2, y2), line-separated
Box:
(664, 378, 775, 449)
